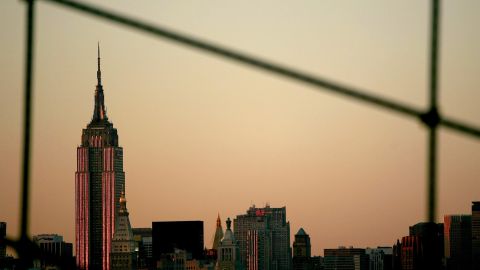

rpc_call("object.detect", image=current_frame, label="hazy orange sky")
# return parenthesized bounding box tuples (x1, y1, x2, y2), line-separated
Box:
(1, 1, 480, 256)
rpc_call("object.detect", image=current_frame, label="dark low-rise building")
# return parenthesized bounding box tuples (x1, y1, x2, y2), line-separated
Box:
(324, 247, 368, 270)
(365, 247, 392, 270)
(472, 202, 480, 270)
(33, 234, 74, 269)
(152, 221, 204, 263)
(0, 222, 6, 260)
(133, 227, 153, 269)
(311, 256, 324, 270)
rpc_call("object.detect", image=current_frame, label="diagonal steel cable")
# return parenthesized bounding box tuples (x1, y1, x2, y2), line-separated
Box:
(441, 118, 480, 137)
(40, 0, 480, 139)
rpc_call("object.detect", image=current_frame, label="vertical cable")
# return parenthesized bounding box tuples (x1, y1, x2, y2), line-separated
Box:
(428, 129, 437, 223)
(20, 0, 35, 240)
(427, 0, 440, 223)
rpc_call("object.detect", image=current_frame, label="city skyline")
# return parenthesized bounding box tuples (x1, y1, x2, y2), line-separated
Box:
(3, 204, 478, 269)
(1, 1, 480, 257)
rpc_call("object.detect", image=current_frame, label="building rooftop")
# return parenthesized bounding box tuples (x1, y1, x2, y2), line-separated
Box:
(296, 228, 307, 236)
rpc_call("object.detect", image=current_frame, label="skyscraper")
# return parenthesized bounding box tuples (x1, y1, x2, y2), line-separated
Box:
(444, 215, 472, 270)
(392, 222, 444, 270)
(472, 202, 480, 270)
(76, 45, 125, 270)
(292, 228, 312, 270)
(408, 222, 444, 269)
(234, 205, 291, 270)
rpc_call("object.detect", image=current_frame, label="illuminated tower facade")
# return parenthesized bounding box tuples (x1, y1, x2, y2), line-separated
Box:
(76, 45, 125, 270)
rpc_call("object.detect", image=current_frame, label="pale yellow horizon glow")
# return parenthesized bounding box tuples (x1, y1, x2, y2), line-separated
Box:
(1, 1, 479, 256)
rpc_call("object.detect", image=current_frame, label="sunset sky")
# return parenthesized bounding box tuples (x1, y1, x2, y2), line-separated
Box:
(1, 1, 480, 256)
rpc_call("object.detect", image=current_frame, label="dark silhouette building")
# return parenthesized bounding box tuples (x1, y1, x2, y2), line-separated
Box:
(156, 248, 187, 270)
(311, 256, 324, 270)
(472, 202, 480, 270)
(444, 215, 472, 270)
(0, 222, 6, 269)
(392, 222, 443, 270)
(392, 240, 401, 270)
(33, 234, 74, 269)
(393, 236, 421, 270)
(0, 222, 5, 260)
(292, 228, 312, 270)
(323, 247, 368, 270)
(234, 205, 291, 270)
(365, 247, 392, 270)
(133, 228, 153, 269)
(409, 222, 444, 269)
(152, 221, 204, 262)
(76, 45, 125, 270)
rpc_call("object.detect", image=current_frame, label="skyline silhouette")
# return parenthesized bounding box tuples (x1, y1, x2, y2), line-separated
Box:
(1, 1, 480, 258)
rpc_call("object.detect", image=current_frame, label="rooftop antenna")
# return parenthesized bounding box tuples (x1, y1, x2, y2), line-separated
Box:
(97, 42, 102, 86)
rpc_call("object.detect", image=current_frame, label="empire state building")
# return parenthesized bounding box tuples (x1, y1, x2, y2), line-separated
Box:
(76, 46, 125, 270)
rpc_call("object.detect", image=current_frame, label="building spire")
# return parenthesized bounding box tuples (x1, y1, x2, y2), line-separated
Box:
(91, 42, 108, 123)
(216, 213, 221, 227)
(212, 213, 224, 250)
(97, 42, 101, 86)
